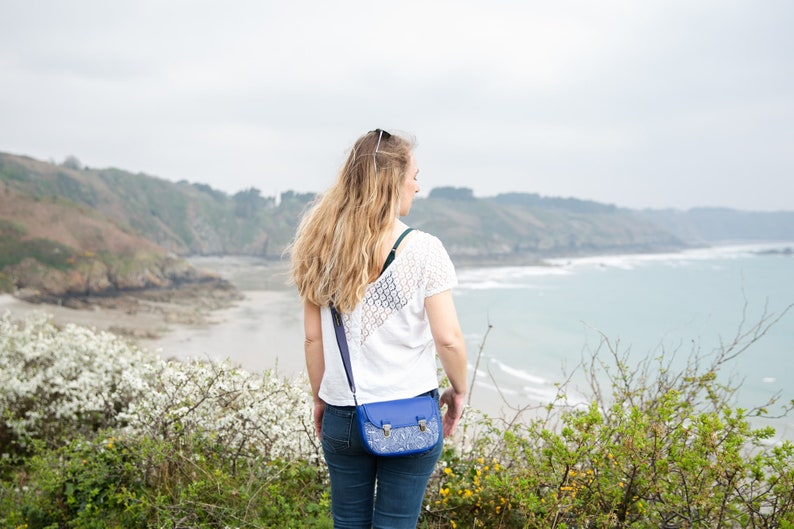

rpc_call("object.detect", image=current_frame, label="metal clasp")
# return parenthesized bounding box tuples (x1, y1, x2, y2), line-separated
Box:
(418, 419, 427, 432)
(383, 424, 391, 437)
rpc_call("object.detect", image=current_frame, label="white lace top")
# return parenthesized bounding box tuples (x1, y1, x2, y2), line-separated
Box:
(318, 230, 458, 406)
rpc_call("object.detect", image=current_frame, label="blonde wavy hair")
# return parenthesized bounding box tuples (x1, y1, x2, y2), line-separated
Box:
(289, 129, 415, 312)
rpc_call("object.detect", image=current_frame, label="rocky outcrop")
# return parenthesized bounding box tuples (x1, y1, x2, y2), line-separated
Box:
(7, 254, 228, 304)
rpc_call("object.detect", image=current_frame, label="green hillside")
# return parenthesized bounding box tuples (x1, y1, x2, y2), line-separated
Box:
(0, 152, 686, 265)
(4, 150, 790, 298)
(405, 188, 683, 263)
(0, 153, 226, 298)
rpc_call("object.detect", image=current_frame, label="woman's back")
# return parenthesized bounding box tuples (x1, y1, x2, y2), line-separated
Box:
(318, 230, 457, 406)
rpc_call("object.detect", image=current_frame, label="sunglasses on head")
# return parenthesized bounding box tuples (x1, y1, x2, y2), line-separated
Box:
(370, 128, 391, 176)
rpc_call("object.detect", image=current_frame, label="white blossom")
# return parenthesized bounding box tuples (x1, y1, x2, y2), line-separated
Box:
(1, 311, 319, 464)
(1, 311, 157, 448)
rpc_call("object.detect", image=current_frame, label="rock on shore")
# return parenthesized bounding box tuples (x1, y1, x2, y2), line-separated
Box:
(4, 254, 244, 340)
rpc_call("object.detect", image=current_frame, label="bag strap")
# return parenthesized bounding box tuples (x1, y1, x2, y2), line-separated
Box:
(330, 304, 358, 405)
(331, 227, 414, 403)
(381, 227, 414, 275)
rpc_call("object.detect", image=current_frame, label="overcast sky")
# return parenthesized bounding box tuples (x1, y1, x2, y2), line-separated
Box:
(1, 1, 792, 211)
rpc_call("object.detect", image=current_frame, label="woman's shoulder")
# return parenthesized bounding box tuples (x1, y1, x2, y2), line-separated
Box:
(408, 228, 441, 243)
(406, 229, 457, 289)
(406, 229, 446, 250)
(403, 230, 455, 265)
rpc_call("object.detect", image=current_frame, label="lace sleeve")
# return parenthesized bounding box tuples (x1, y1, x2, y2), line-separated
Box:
(423, 235, 457, 297)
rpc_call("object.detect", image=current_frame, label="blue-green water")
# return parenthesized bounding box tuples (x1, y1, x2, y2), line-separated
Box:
(175, 244, 794, 441)
(454, 243, 794, 439)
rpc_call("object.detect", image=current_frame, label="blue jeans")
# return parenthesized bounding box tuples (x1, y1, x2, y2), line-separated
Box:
(321, 391, 443, 529)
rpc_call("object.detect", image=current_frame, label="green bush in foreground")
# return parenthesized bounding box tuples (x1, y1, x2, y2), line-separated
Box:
(1, 308, 793, 528)
(423, 398, 793, 528)
(2, 432, 330, 528)
(420, 309, 794, 528)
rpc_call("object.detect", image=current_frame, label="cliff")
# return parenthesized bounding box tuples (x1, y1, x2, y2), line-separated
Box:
(0, 153, 232, 301)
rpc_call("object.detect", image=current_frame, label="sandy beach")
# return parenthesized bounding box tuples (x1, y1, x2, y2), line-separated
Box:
(0, 293, 169, 337)
(140, 289, 307, 378)
(0, 287, 306, 375)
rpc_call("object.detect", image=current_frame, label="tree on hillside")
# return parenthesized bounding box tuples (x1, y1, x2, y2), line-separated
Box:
(61, 155, 83, 171)
(233, 187, 273, 218)
(191, 182, 228, 201)
(279, 190, 316, 207)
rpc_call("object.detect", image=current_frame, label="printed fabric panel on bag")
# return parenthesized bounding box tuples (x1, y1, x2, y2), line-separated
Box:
(356, 395, 441, 457)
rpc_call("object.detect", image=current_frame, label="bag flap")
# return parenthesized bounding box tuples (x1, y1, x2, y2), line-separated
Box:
(359, 396, 438, 428)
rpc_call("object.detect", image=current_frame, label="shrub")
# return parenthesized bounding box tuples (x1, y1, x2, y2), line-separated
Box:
(1, 431, 331, 528)
(121, 357, 320, 464)
(420, 306, 794, 528)
(0, 312, 156, 454)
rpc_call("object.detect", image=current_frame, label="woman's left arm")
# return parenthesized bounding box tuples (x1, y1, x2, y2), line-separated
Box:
(425, 290, 468, 437)
(304, 301, 326, 438)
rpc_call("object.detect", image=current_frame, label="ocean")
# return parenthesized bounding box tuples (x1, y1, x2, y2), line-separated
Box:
(171, 242, 794, 441)
(453, 242, 794, 439)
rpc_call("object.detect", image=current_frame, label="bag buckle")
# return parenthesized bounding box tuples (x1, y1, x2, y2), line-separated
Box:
(418, 419, 427, 432)
(382, 424, 391, 437)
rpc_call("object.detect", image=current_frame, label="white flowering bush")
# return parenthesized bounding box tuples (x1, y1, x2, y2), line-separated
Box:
(0, 311, 156, 451)
(1, 311, 326, 528)
(122, 358, 319, 463)
(1, 311, 317, 463)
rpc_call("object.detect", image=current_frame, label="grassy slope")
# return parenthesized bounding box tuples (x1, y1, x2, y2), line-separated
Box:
(1, 151, 691, 270)
(0, 155, 204, 295)
(405, 198, 683, 261)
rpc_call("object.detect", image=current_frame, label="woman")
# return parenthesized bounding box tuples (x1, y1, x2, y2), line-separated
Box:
(290, 129, 468, 528)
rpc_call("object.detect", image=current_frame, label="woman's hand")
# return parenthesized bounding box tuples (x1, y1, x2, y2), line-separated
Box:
(313, 401, 326, 439)
(439, 387, 466, 438)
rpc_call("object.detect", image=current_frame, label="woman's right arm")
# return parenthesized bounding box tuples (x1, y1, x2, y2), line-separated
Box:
(304, 301, 326, 438)
(425, 290, 468, 438)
